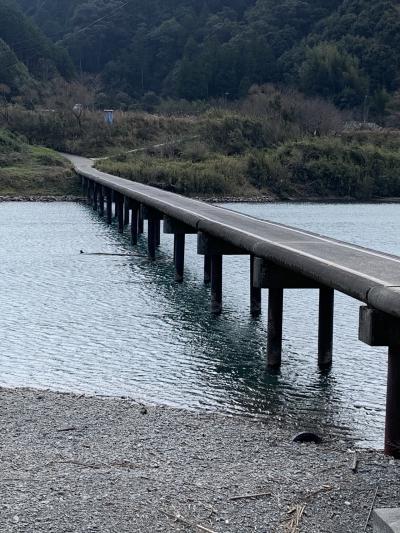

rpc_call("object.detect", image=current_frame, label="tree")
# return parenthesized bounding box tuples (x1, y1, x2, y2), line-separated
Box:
(298, 43, 368, 108)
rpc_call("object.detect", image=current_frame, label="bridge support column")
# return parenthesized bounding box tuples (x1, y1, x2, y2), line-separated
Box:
(197, 231, 247, 314)
(130, 201, 139, 245)
(93, 183, 98, 211)
(124, 197, 130, 226)
(211, 255, 223, 315)
(204, 255, 211, 284)
(115, 193, 124, 233)
(253, 257, 323, 367)
(250, 255, 262, 316)
(267, 289, 284, 368)
(106, 188, 112, 224)
(155, 220, 161, 247)
(147, 208, 162, 260)
(164, 217, 196, 282)
(359, 306, 400, 457)
(99, 186, 104, 217)
(87, 180, 92, 205)
(174, 235, 185, 282)
(138, 205, 144, 235)
(318, 288, 334, 368)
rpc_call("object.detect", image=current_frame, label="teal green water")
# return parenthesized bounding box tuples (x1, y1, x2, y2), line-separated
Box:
(0, 201, 396, 447)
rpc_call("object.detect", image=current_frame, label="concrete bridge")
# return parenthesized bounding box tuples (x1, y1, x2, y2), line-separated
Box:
(65, 154, 400, 458)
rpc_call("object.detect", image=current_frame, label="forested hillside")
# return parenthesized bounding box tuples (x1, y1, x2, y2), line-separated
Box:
(9, 0, 400, 112)
(0, 0, 74, 98)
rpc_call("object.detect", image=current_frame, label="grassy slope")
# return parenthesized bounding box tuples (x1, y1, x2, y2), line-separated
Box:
(0, 129, 80, 197)
(96, 130, 400, 200)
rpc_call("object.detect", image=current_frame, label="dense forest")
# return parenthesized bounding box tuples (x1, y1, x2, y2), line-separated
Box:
(0, 0, 399, 113)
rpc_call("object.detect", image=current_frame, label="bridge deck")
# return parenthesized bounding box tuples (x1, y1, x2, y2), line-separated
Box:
(66, 154, 400, 319)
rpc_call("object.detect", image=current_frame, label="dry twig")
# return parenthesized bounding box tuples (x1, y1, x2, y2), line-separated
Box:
(229, 491, 272, 501)
(364, 486, 379, 532)
(161, 509, 218, 533)
(283, 503, 306, 533)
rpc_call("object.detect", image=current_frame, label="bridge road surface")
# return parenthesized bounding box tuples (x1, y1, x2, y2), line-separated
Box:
(64, 154, 400, 318)
(64, 153, 400, 457)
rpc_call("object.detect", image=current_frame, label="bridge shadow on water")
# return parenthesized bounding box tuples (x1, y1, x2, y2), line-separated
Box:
(94, 211, 348, 438)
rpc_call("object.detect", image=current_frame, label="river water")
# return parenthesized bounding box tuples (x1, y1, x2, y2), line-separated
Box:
(0, 201, 397, 448)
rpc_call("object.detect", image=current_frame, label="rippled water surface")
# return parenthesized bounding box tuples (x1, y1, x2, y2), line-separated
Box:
(1, 201, 397, 447)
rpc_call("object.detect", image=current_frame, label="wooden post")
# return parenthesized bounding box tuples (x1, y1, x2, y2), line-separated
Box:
(131, 201, 139, 245)
(204, 255, 211, 284)
(211, 255, 223, 315)
(267, 288, 284, 367)
(318, 288, 334, 368)
(106, 188, 112, 224)
(99, 186, 104, 216)
(174, 234, 185, 283)
(250, 255, 262, 316)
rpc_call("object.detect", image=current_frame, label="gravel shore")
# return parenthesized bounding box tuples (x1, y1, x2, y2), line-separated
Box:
(1, 387, 399, 532)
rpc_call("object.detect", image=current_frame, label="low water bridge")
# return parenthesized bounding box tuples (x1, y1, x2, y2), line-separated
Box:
(66, 154, 400, 457)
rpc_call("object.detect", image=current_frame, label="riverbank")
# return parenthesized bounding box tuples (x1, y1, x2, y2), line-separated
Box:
(1, 387, 399, 532)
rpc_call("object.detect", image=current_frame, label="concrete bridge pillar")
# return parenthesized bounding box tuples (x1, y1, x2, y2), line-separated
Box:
(147, 208, 163, 260)
(105, 187, 112, 224)
(99, 186, 105, 217)
(253, 258, 333, 369)
(93, 183, 98, 211)
(359, 306, 400, 457)
(124, 197, 130, 226)
(138, 205, 144, 235)
(87, 180, 93, 205)
(114, 192, 124, 233)
(204, 255, 211, 285)
(267, 288, 284, 368)
(318, 288, 334, 368)
(250, 255, 262, 317)
(164, 216, 197, 283)
(197, 232, 247, 315)
(130, 200, 139, 245)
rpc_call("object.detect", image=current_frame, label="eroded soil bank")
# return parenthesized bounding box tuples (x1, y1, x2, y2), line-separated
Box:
(1, 388, 399, 532)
